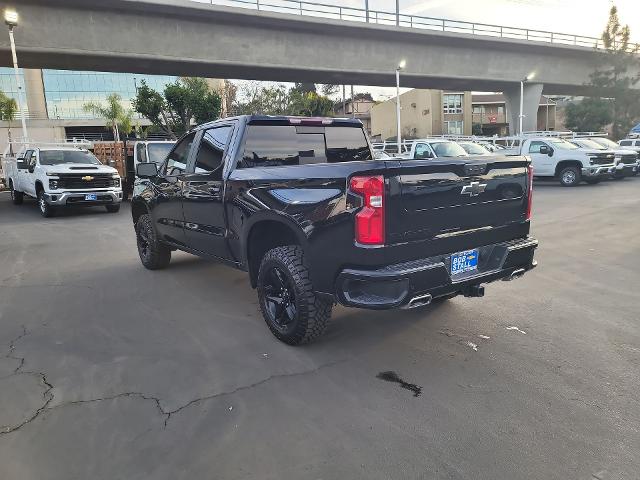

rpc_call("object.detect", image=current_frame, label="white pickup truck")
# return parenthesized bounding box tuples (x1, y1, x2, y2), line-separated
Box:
(504, 137, 616, 186)
(3, 145, 123, 217)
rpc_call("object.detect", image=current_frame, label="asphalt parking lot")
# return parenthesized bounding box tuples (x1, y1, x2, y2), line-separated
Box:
(1, 179, 639, 480)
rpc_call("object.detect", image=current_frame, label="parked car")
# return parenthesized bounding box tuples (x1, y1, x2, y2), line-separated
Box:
(131, 115, 538, 345)
(458, 141, 492, 156)
(3, 145, 123, 217)
(373, 149, 391, 159)
(402, 139, 469, 159)
(503, 137, 615, 186)
(590, 137, 639, 176)
(571, 138, 637, 179)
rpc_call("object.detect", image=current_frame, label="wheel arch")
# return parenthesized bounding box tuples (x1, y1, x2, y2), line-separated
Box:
(131, 198, 150, 225)
(244, 215, 308, 288)
(554, 160, 583, 177)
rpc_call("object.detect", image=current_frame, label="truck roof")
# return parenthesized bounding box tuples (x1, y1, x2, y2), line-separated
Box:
(197, 115, 363, 130)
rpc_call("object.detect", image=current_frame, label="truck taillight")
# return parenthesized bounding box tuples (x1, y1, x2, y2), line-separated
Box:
(526, 165, 534, 220)
(350, 175, 385, 245)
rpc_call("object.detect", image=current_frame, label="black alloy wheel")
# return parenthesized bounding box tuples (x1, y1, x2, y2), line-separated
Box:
(262, 265, 298, 333)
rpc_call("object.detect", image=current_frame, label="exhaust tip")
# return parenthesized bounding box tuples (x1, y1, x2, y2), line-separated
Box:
(403, 293, 432, 309)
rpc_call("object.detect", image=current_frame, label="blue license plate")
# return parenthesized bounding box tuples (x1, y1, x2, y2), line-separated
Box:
(85, 194, 97, 201)
(451, 249, 479, 275)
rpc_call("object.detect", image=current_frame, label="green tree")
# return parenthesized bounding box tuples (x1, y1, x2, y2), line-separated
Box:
(589, 6, 640, 139)
(289, 91, 334, 116)
(564, 98, 613, 132)
(0, 91, 18, 154)
(83, 93, 134, 142)
(133, 77, 222, 139)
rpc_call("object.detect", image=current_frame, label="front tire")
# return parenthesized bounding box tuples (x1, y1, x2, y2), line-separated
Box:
(257, 245, 332, 345)
(10, 182, 23, 205)
(558, 166, 581, 187)
(106, 204, 121, 213)
(37, 190, 55, 217)
(135, 214, 171, 270)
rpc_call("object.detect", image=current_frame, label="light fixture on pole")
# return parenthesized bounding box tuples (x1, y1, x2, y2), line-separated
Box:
(519, 72, 535, 135)
(396, 60, 406, 155)
(5, 8, 28, 144)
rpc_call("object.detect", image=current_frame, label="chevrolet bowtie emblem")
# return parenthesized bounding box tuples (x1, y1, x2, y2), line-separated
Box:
(461, 181, 487, 197)
(82, 176, 94, 181)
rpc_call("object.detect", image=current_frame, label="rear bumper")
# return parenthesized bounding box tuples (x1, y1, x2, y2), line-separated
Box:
(45, 190, 123, 206)
(582, 165, 615, 177)
(336, 236, 538, 309)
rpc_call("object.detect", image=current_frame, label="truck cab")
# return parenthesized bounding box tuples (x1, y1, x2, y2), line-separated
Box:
(4, 145, 123, 217)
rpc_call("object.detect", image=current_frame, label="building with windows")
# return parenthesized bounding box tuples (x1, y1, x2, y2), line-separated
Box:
(369, 89, 472, 141)
(0, 68, 182, 146)
(334, 93, 375, 136)
(472, 93, 558, 136)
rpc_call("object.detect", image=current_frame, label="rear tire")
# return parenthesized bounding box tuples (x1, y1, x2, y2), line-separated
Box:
(135, 213, 171, 270)
(558, 166, 581, 187)
(257, 245, 332, 345)
(106, 204, 121, 213)
(37, 190, 55, 217)
(9, 181, 23, 205)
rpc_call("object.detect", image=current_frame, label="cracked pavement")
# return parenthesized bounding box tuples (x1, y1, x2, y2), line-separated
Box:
(1, 180, 639, 479)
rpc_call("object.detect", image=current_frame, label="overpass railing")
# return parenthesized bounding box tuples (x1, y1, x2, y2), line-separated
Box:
(196, 0, 639, 52)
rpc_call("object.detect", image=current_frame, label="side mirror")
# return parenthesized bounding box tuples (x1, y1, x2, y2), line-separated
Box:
(16, 159, 26, 169)
(136, 162, 158, 179)
(539, 145, 549, 155)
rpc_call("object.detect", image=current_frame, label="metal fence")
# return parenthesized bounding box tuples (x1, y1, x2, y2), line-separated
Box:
(192, 0, 638, 52)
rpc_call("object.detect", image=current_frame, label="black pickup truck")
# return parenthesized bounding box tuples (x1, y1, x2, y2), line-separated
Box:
(131, 116, 538, 344)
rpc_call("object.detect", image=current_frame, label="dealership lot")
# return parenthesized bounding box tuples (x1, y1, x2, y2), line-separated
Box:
(0, 180, 639, 479)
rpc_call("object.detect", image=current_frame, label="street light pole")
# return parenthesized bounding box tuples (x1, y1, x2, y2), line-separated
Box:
(396, 60, 406, 154)
(519, 77, 526, 135)
(6, 12, 28, 143)
(396, 0, 400, 26)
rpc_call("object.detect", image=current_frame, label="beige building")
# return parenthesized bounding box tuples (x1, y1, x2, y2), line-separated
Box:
(472, 93, 558, 136)
(370, 89, 472, 141)
(334, 94, 375, 136)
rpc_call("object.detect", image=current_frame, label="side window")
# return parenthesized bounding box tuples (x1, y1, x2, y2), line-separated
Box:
(28, 151, 37, 167)
(136, 143, 147, 163)
(620, 140, 632, 146)
(528, 141, 546, 154)
(414, 143, 432, 159)
(194, 126, 233, 174)
(21, 150, 34, 168)
(164, 133, 195, 176)
(635, 141, 640, 147)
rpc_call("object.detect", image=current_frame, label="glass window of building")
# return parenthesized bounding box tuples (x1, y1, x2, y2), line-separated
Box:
(41, 70, 177, 120)
(444, 120, 464, 135)
(0, 67, 28, 116)
(443, 94, 463, 114)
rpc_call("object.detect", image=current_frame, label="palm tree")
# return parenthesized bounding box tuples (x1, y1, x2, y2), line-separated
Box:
(0, 91, 18, 155)
(83, 93, 133, 142)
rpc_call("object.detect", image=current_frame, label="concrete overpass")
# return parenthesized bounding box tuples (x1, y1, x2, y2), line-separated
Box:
(2, 0, 635, 132)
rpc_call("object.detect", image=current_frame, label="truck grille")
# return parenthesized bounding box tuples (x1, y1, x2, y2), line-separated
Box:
(590, 153, 615, 165)
(619, 154, 638, 165)
(57, 174, 116, 189)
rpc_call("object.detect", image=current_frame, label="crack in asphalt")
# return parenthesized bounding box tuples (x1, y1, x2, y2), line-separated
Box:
(2, 325, 28, 377)
(0, 358, 346, 435)
(1, 371, 54, 435)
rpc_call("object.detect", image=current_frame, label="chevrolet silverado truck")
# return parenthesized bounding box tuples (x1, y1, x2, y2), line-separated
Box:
(570, 138, 637, 179)
(503, 136, 615, 186)
(4, 145, 123, 217)
(131, 116, 538, 345)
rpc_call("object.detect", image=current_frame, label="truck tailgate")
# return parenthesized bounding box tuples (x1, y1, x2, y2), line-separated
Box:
(385, 156, 530, 245)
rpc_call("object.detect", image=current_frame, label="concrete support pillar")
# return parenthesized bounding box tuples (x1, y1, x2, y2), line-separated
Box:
(503, 82, 543, 135)
(24, 69, 48, 120)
